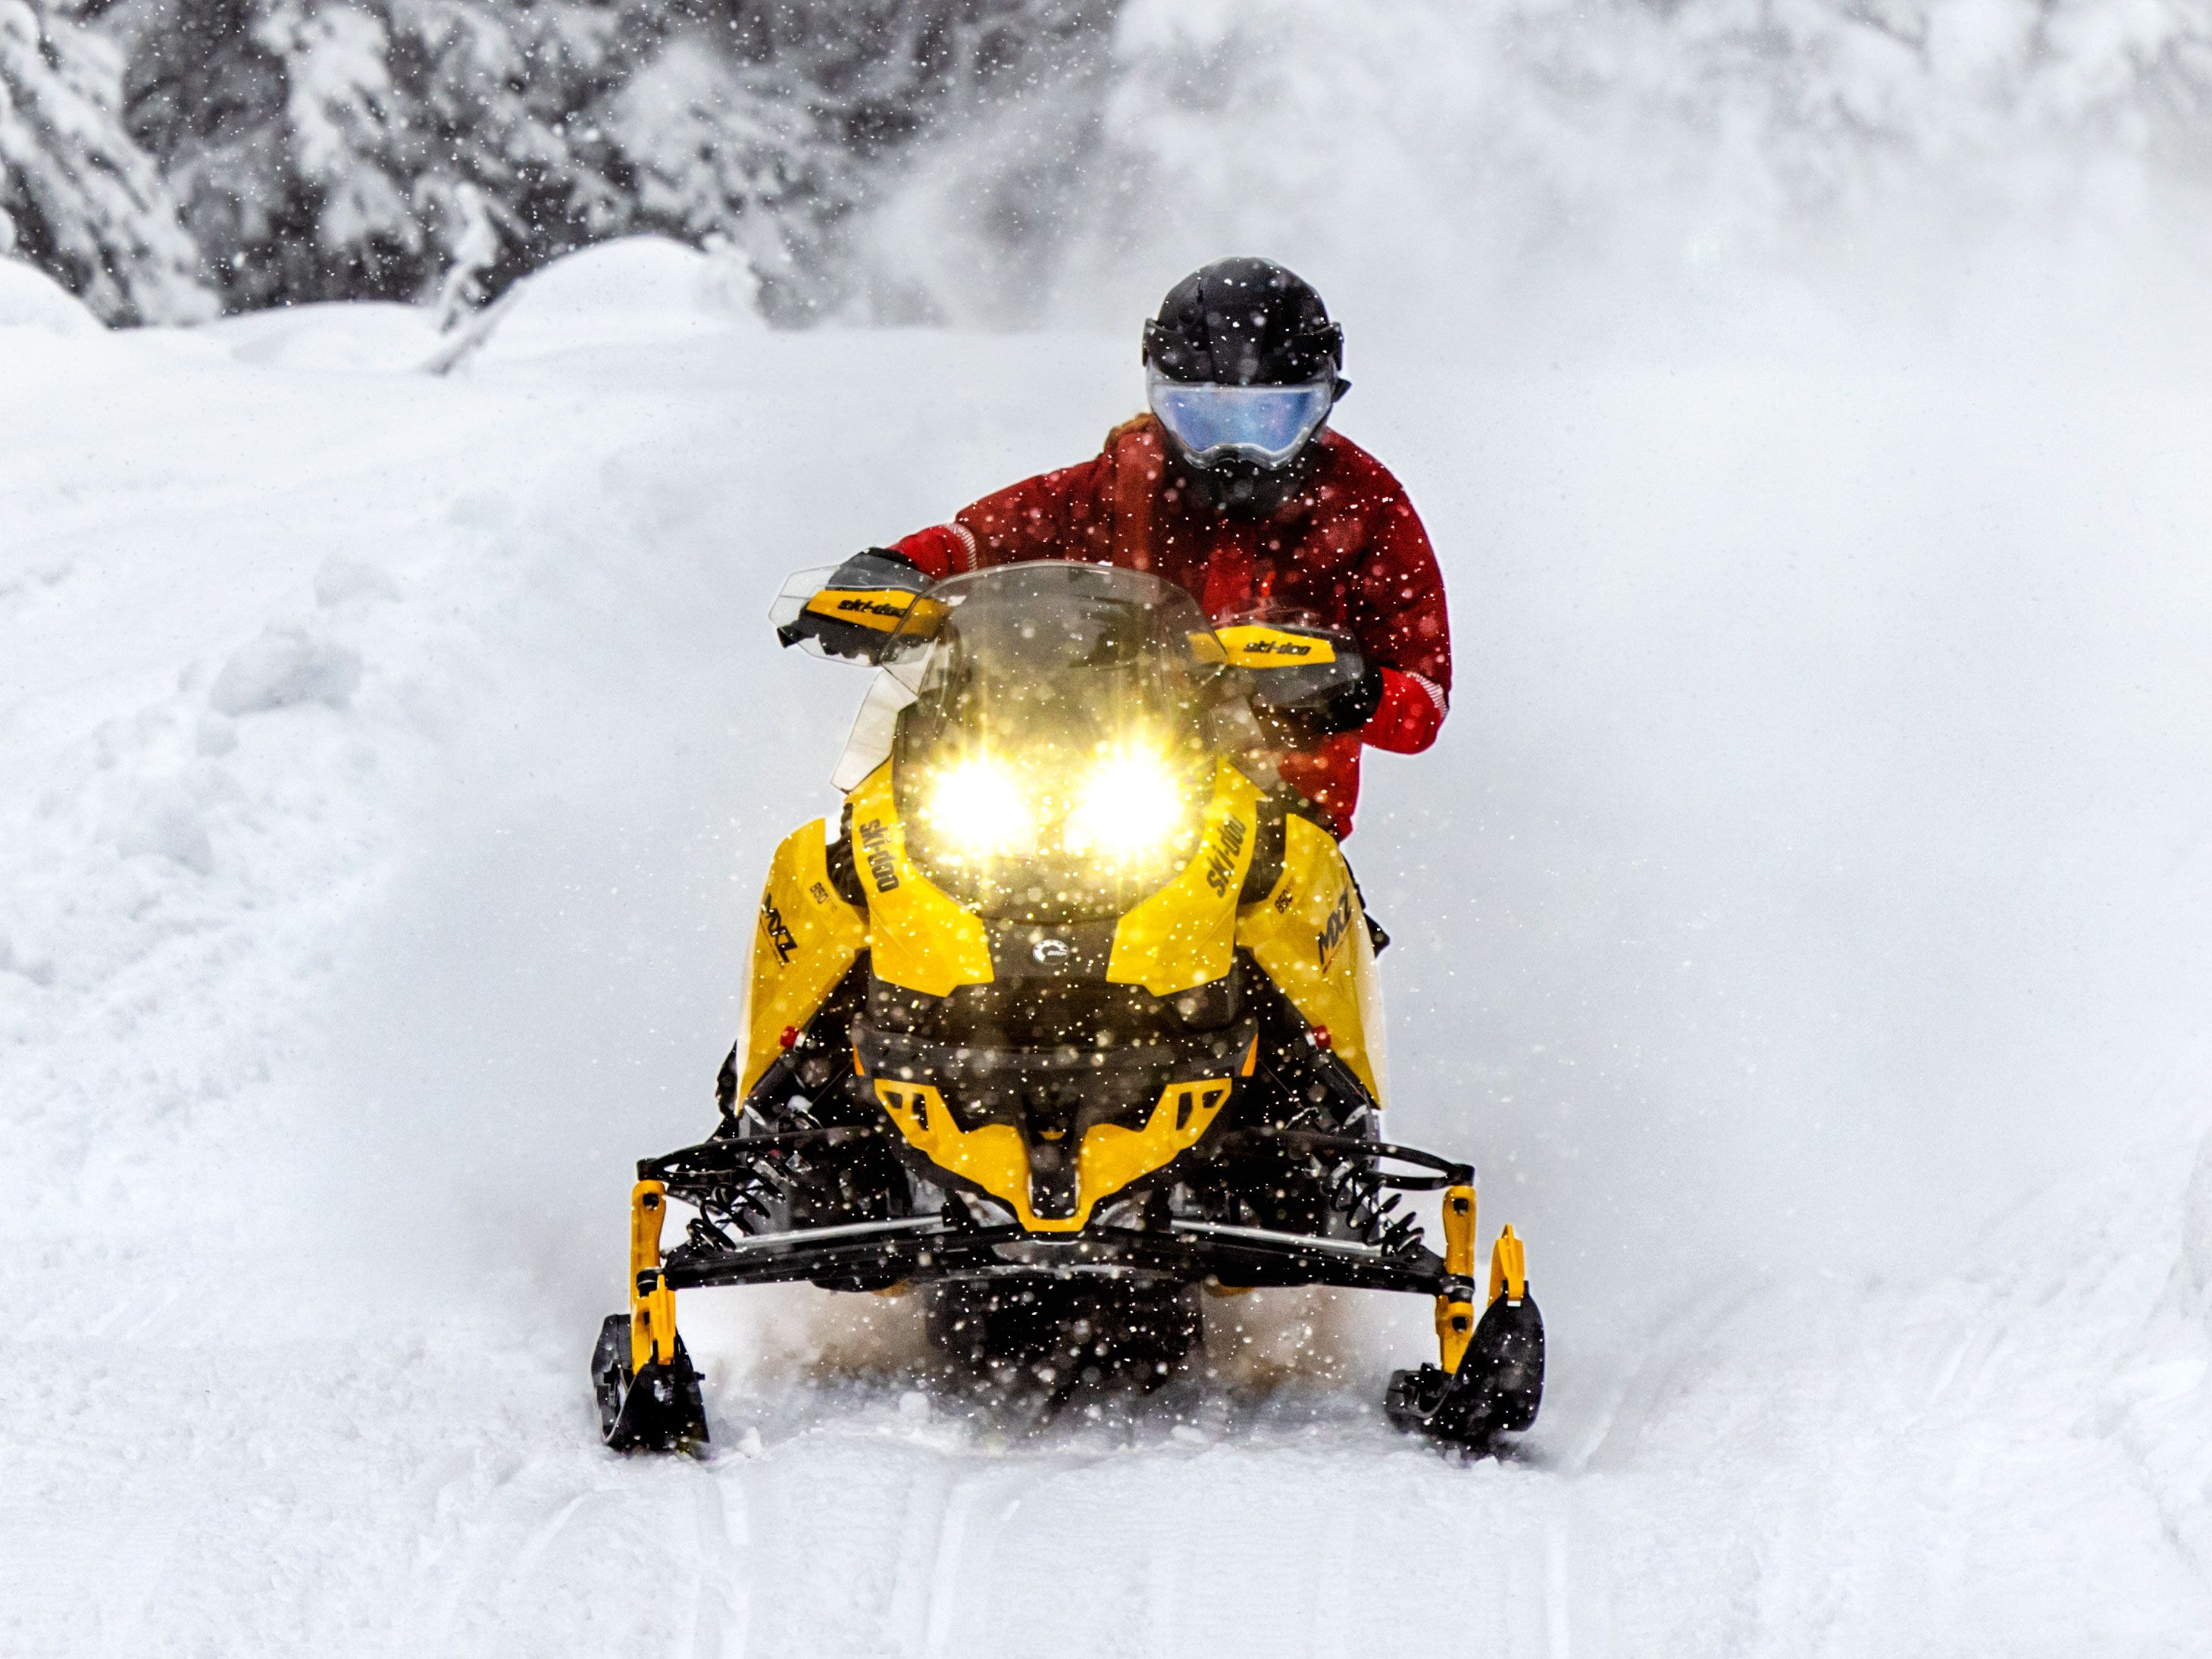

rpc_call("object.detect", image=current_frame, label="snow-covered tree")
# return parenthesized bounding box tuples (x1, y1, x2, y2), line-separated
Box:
(19, 0, 2212, 325)
(611, 0, 1112, 318)
(610, 34, 839, 306)
(106, 0, 1115, 317)
(0, 0, 213, 321)
(122, 0, 637, 308)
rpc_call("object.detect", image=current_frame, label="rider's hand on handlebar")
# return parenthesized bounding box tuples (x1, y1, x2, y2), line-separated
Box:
(1292, 657, 1385, 736)
(1219, 618, 1383, 741)
(773, 547, 932, 662)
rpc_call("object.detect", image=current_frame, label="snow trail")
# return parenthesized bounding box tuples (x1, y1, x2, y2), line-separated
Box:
(5, 247, 2212, 1652)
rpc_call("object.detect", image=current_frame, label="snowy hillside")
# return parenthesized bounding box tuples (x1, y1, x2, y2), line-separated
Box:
(6, 236, 2212, 1654)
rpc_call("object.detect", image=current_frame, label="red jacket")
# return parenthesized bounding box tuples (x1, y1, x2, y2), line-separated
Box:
(894, 416, 1449, 837)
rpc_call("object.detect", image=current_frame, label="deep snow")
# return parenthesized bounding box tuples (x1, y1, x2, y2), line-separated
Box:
(5, 241, 2212, 1654)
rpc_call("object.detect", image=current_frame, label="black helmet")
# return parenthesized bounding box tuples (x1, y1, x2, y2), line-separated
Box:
(1142, 257, 1347, 516)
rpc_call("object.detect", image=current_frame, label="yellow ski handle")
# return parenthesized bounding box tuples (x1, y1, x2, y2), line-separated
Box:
(1490, 1223, 1527, 1304)
(628, 1181, 678, 1373)
(1435, 1183, 1478, 1371)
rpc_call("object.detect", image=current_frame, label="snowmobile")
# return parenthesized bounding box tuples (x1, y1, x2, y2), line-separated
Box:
(590, 556, 1543, 1453)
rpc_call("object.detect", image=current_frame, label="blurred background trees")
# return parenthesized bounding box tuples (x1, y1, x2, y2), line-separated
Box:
(2, 0, 1110, 323)
(2, 0, 214, 321)
(11, 0, 2212, 330)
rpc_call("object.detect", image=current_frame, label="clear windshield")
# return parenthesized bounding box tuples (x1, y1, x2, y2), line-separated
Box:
(881, 562, 1241, 919)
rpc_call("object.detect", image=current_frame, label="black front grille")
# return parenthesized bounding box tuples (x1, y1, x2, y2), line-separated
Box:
(868, 972, 1237, 1050)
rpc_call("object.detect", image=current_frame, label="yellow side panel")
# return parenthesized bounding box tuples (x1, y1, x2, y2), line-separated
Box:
(875, 1081, 1031, 1222)
(1106, 760, 1259, 997)
(1080, 1079, 1231, 1213)
(739, 819, 870, 1094)
(844, 765, 995, 998)
(878, 1078, 1230, 1233)
(1234, 813, 1386, 1105)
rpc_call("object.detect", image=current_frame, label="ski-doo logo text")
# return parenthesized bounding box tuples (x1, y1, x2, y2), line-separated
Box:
(760, 897, 798, 965)
(859, 818, 900, 891)
(837, 596, 909, 620)
(1317, 884, 1356, 972)
(1244, 639, 1312, 657)
(1203, 815, 1249, 896)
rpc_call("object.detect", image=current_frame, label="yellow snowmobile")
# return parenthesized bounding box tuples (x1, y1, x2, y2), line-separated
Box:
(590, 557, 1543, 1451)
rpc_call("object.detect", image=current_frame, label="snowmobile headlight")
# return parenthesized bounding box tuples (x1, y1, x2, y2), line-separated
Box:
(1062, 753, 1186, 857)
(925, 759, 1036, 855)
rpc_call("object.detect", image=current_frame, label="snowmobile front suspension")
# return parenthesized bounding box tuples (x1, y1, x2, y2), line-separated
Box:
(633, 1123, 1497, 1304)
(1437, 1183, 1481, 1371)
(596, 1125, 1542, 1454)
(630, 1182, 678, 1374)
(654, 1217, 1450, 1296)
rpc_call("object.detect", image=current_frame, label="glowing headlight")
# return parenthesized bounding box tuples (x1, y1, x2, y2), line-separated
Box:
(1063, 755, 1186, 856)
(925, 759, 1035, 853)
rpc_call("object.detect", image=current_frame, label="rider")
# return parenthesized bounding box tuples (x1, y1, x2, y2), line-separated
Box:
(867, 256, 1449, 841)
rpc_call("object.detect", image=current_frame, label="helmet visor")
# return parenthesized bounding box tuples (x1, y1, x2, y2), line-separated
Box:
(1147, 370, 1334, 468)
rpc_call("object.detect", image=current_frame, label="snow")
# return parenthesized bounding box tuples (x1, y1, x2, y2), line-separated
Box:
(6, 239, 2212, 1652)
(0, 252, 99, 335)
(206, 626, 365, 718)
(466, 236, 768, 365)
(206, 302, 446, 374)
(880, 0, 2212, 343)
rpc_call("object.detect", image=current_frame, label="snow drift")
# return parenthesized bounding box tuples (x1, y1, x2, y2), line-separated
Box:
(0, 252, 99, 333)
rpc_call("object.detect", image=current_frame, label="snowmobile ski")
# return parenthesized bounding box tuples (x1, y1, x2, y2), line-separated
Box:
(592, 1313, 710, 1452)
(1384, 1291, 1546, 1449)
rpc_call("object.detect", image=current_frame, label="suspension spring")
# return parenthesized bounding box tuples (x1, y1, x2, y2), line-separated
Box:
(1323, 1155, 1424, 1256)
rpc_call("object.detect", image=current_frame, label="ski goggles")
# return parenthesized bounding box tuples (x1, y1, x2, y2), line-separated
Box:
(1147, 368, 1334, 468)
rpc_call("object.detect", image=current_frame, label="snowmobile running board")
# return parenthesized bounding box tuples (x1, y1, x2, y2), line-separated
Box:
(592, 1122, 1544, 1455)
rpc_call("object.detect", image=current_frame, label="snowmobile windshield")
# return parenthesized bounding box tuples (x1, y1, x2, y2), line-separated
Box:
(881, 562, 1238, 919)
(1147, 368, 1333, 468)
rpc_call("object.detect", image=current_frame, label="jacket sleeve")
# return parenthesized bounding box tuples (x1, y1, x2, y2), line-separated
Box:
(890, 521, 976, 581)
(1350, 477, 1451, 755)
(892, 452, 1118, 578)
(1366, 666, 1447, 753)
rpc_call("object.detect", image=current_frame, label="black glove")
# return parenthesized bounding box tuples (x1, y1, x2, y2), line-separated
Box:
(1222, 620, 1381, 740)
(775, 547, 931, 662)
(1300, 657, 1385, 736)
